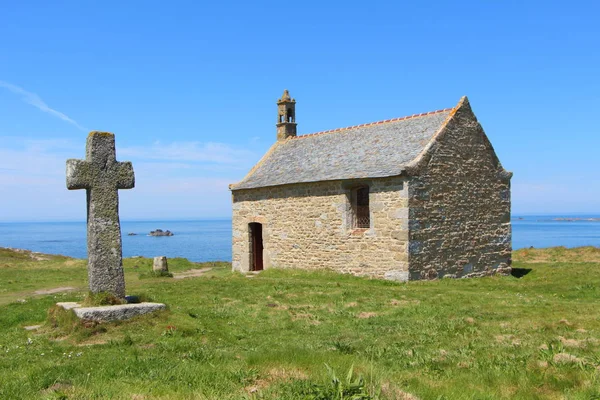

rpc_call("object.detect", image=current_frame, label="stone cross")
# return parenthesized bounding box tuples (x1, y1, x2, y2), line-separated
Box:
(66, 132, 134, 298)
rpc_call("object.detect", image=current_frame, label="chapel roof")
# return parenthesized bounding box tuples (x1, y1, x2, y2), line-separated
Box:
(230, 100, 459, 191)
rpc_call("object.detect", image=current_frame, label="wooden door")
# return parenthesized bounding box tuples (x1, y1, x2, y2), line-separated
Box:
(249, 223, 263, 271)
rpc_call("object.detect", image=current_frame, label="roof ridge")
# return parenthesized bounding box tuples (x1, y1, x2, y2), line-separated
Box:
(292, 107, 454, 140)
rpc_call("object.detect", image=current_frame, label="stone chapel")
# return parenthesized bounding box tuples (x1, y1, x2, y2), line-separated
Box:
(229, 90, 512, 281)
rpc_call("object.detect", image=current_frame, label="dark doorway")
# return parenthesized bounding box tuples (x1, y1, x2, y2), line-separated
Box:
(249, 223, 264, 271)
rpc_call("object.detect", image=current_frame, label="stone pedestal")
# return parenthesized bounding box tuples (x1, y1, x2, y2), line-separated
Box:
(153, 256, 169, 273)
(57, 302, 166, 322)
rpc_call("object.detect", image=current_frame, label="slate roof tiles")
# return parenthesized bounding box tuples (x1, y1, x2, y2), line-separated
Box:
(231, 105, 455, 190)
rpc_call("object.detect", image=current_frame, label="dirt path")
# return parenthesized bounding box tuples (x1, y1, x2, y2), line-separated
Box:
(0, 286, 80, 306)
(173, 268, 212, 280)
(33, 286, 77, 295)
(4, 267, 213, 306)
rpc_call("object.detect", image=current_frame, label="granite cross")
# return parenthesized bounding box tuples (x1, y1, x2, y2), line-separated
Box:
(66, 132, 135, 298)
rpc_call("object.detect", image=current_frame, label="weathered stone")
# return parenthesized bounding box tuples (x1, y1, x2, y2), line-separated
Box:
(153, 256, 169, 273)
(66, 132, 134, 298)
(406, 98, 512, 279)
(384, 271, 409, 282)
(74, 303, 165, 321)
(231, 177, 410, 277)
(57, 302, 166, 322)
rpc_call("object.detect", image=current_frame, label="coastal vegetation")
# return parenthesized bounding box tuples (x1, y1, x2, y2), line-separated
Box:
(0, 247, 598, 399)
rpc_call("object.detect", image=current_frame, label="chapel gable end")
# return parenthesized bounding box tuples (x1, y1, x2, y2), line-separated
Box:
(406, 96, 512, 280)
(408, 96, 511, 182)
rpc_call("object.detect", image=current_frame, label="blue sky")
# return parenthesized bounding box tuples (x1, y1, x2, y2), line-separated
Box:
(0, 0, 598, 221)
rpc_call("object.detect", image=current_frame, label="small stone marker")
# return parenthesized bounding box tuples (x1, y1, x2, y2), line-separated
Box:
(66, 132, 134, 298)
(153, 256, 169, 273)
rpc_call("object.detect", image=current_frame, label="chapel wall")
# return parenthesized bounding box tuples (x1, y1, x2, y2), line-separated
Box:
(231, 176, 409, 279)
(407, 104, 512, 279)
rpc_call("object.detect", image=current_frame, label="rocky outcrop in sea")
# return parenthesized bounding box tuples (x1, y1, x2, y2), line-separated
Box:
(149, 229, 174, 237)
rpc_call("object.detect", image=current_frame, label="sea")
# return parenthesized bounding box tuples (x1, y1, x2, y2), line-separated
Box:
(0, 216, 599, 261)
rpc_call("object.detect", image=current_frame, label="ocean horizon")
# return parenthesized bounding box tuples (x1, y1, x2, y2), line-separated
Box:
(1, 215, 599, 261)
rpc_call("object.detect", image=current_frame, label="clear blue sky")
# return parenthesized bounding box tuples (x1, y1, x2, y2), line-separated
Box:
(0, 0, 598, 221)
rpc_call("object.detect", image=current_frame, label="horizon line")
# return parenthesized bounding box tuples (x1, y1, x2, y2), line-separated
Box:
(2, 212, 600, 223)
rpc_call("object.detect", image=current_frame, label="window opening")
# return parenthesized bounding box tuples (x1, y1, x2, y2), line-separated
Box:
(353, 187, 370, 229)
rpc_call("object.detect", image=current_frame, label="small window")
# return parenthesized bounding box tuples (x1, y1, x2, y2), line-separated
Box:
(353, 187, 370, 229)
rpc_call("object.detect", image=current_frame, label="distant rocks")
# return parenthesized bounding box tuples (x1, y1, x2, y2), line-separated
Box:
(128, 230, 175, 237)
(149, 229, 174, 237)
(553, 218, 600, 222)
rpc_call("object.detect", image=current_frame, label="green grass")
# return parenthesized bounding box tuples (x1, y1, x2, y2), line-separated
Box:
(0, 247, 599, 399)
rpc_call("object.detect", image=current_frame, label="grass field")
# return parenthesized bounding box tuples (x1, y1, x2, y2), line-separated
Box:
(0, 246, 599, 399)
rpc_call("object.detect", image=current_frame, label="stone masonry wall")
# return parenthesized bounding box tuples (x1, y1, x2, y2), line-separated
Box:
(232, 176, 409, 279)
(407, 100, 512, 279)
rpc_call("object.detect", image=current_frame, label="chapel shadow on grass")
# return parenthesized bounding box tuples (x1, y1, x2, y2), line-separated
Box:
(511, 267, 532, 278)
